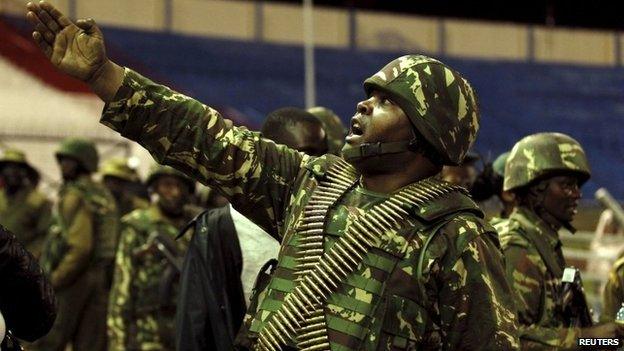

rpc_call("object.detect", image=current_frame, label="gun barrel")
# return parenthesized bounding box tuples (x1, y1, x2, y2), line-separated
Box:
(595, 188, 624, 228)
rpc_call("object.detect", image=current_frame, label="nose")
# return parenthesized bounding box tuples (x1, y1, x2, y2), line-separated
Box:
(356, 98, 373, 115)
(569, 184, 581, 200)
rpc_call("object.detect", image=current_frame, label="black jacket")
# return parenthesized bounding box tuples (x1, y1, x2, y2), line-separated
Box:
(176, 206, 246, 351)
(0, 225, 56, 341)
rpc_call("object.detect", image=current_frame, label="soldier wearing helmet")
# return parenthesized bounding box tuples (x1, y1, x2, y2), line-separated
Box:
(28, 6, 519, 349)
(0, 148, 52, 258)
(107, 164, 201, 351)
(34, 138, 118, 351)
(307, 106, 347, 156)
(100, 157, 148, 216)
(499, 132, 624, 348)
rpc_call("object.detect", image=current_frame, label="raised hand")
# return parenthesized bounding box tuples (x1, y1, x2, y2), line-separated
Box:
(26, 1, 107, 82)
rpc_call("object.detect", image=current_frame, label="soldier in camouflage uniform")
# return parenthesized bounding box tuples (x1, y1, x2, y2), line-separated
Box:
(34, 137, 119, 351)
(108, 164, 200, 351)
(101, 157, 149, 216)
(308, 106, 347, 156)
(28, 4, 519, 350)
(489, 151, 516, 231)
(602, 256, 624, 322)
(499, 132, 624, 349)
(0, 148, 52, 258)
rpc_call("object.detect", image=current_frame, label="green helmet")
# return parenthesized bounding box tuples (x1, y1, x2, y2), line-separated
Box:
(362, 55, 480, 165)
(100, 157, 139, 183)
(146, 164, 195, 193)
(503, 132, 591, 191)
(55, 138, 99, 173)
(308, 106, 346, 156)
(0, 148, 40, 183)
(492, 151, 510, 177)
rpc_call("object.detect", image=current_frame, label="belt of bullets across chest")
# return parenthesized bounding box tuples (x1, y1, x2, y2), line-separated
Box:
(254, 159, 462, 351)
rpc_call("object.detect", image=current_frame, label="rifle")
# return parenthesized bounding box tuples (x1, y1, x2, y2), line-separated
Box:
(559, 267, 594, 327)
(133, 231, 183, 272)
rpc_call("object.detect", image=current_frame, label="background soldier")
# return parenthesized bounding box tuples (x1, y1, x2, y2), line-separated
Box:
(602, 256, 624, 322)
(0, 149, 52, 258)
(35, 137, 119, 351)
(307, 106, 346, 156)
(261, 107, 328, 157)
(108, 164, 201, 351)
(100, 157, 149, 216)
(499, 132, 624, 349)
(27, 4, 519, 350)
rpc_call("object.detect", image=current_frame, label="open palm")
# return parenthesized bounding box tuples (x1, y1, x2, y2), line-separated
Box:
(27, 1, 107, 82)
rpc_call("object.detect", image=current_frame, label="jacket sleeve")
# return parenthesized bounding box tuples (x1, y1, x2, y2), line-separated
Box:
(503, 241, 580, 350)
(50, 189, 94, 289)
(100, 69, 306, 239)
(437, 218, 520, 350)
(0, 225, 56, 341)
(107, 224, 140, 351)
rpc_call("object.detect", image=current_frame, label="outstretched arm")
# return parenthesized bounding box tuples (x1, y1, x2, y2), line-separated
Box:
(26, 1, 122, 101)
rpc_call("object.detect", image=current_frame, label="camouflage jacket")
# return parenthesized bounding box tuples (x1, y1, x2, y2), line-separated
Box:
(100, 68, 519, 350)
(107, 204, 196, 351)
(601, 255, 624, 322)
(0, 187, 52, 257)
(41, 176, 118, 290)
(499, 206, 580, 350)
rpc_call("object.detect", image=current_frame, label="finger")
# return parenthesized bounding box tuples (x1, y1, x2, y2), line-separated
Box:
(75, 18, 94, 32)
(32, 31, 52, 58)
(36, 7, 61, 33)
(26, 1, 41, 13)
(27, 12, 55, 45)
(40, 1, 72, 28)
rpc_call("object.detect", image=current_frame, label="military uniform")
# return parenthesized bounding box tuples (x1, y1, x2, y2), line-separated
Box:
(100, 157, 149, 216)
(601, 256, 624, 322)
(0, 149, 52, 257)
(35, 139, 119, 351)
(498, 133, 592, 349)
(100, 55, 519, 350)
(108, 166, 198, 351)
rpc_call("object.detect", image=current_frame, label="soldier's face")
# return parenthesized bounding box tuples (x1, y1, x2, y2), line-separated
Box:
(284, 122, 328, 156)
(154, 175, 190, 216)
(0, 163, 28, 189)
(542, 175, 582, 223)
(58, 157, 80, 181)
(440, 164, 478, 190)
(343, 90, 413, 171)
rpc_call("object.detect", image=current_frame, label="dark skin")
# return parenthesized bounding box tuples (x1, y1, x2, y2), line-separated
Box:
(343, 90, 441, 193)
(537, 175, 581, 230)
(0, 163, 29, 196)
(151, 175, 191, 218)
(440, 164, 478, 190)
(57, 156, 84, 183)
(281, 121, 327, 157)
(103, 176, 129, 202)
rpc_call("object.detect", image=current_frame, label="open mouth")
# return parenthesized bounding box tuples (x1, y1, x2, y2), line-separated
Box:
(351, 124, 364, 136)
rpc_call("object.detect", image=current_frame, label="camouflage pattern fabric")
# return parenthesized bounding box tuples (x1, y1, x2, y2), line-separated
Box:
(100, 67, 519, 350)
(499, 206, 580, 349)
(504, 133, 591, 192)
(101, 157, 140, 183)
(363, 55, 480, 165)
(55, 137, 100, 173)
(601, 255, 624, 322)
(0, 187, 52, 258)
(107, 204, 194, 351)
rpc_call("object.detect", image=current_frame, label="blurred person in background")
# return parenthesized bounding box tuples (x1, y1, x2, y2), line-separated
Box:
(0, 148, 52, 258)
(100, 157, 149, 217)
(34, 138, 119, 351)
(108, 164, 202, 351)
(587, 205, 624, 298)
(261, 107, 328, 156)
(601, 255, 624, 322)
(0, 224, 56, 349)
(437, 151, 479, 190)
(26, 4, 519, 349)
(499, 133, 624, 348)
(308, 106, 347, 156)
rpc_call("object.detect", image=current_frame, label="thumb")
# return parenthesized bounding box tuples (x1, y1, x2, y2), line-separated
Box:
(75, 18, 101, 35)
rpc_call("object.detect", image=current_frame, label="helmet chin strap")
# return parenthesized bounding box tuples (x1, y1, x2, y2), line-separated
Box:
(342, 130, 419, 162)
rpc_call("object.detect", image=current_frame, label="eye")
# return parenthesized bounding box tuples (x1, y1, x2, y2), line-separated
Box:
(380, 97, 393, 106)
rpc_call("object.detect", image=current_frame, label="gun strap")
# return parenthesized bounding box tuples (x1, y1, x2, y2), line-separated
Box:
(513, 214, 563, 279)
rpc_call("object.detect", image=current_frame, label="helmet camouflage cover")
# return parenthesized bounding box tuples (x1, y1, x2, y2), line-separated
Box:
(55, 137, 99, 173)
(307, 106, 346, 156)
(363, 55, 480, 165)
(503, 132, 591, 191)
(100, 157, 140, 183)
(0, 148, 40, 183)
(146, 164, 195, 193)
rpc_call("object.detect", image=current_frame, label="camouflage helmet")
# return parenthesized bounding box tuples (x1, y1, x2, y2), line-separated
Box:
(492, 151, 510, 177)
(503, 133, 591, 191)
(0, 148, 40, 184)
(100, 157, 140, 183)
(363, 55, 479, 165)
(146, 164, 195, 193)
(55, 138, 99, 173)
(307, 106, 346, 155)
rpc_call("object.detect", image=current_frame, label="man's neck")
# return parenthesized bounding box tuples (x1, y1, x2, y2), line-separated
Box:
(360, 167, 439, 194)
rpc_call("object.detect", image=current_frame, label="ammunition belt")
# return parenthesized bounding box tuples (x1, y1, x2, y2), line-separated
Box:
(255, 161, 462, 351)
